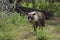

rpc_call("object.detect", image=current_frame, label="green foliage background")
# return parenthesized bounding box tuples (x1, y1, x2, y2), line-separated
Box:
(0, 0, 60, 40)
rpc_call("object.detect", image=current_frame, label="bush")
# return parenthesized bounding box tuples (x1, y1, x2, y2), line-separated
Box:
(0, 12, 28, 40)
(55, 26, 60, 33)
(36, 27, 51, 40)
(21, 1, 60, 17)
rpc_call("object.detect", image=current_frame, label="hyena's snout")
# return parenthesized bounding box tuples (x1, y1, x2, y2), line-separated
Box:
(28, 16, 34, 22)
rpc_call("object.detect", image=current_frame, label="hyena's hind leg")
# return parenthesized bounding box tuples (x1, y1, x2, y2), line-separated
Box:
(41, 20, 45, 27)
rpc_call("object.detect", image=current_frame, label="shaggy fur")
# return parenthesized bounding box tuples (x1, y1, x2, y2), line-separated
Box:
(27, 11, 45, 31)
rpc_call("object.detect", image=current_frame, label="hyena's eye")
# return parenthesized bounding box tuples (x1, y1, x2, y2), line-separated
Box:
(33, 13, 36, 15)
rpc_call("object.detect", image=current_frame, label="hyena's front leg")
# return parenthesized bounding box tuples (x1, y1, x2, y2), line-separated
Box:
(33, 23, 38, 32)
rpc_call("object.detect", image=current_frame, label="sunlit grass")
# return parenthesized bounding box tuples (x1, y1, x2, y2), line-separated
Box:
(0, 12, 31, 40)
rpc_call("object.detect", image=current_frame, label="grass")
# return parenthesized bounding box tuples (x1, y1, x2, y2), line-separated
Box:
(21, 2, 33, 8)
(0, 12, 31, 40)
(0, 12, 60, 40)
(0, 11, 60, 40)
(55, 26, 60, 33)
(0, 0, 60, 40)
(36, 27, 51, 40)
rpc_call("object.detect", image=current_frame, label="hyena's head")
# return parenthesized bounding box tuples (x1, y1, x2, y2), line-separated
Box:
(27, 11, 39, 22)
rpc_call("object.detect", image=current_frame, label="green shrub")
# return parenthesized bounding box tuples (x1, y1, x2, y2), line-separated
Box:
(0, 12, 28, 40)
(36, 27, 51, 40)
(55, 26, 60, 33)
(21, 1, 60, 17)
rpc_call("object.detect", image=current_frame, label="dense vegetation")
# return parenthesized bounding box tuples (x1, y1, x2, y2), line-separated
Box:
(0, 0, 60, 40)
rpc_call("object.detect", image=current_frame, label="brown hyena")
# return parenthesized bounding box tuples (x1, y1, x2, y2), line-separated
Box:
(27, 11, 45, 32)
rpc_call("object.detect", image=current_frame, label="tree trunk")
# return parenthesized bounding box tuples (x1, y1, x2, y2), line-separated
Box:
(1, 0, 13, 14)
(32, 0, 36, 8)
(0, 0, 22, 15)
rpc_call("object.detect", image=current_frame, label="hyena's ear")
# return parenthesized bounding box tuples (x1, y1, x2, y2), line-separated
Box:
(33, 13, 36, 15)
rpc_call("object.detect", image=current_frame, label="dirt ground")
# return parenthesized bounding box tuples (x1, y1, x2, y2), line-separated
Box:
(18, 17, 60, 40)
